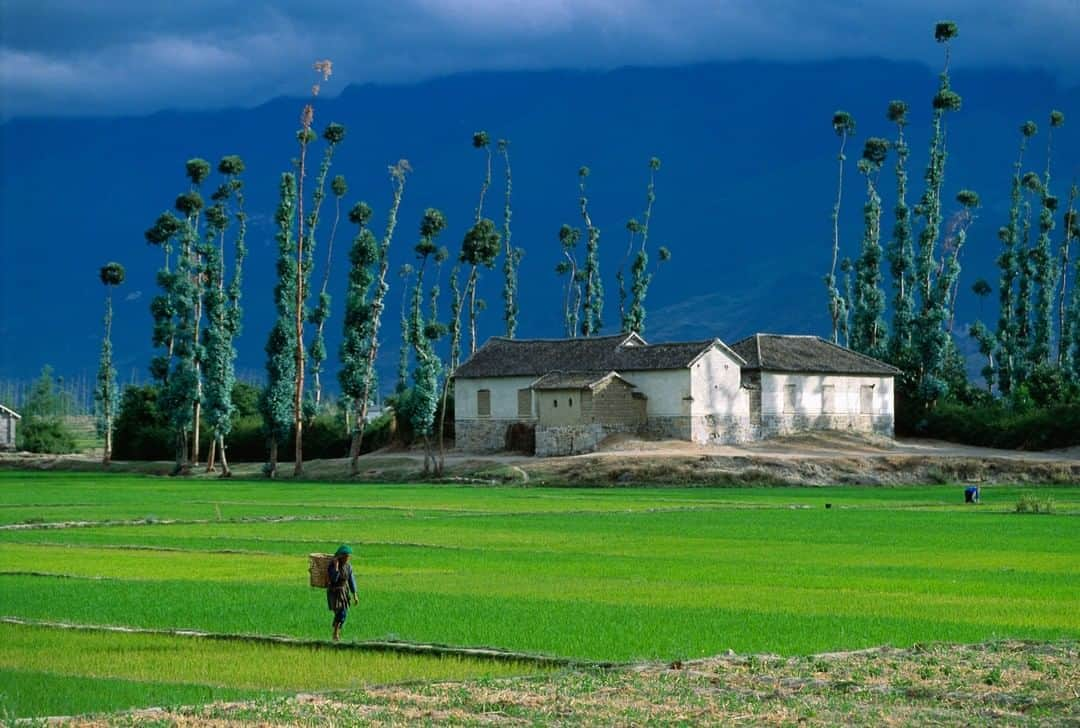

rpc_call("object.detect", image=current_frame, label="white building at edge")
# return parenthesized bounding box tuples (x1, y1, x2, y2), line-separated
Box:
(452, 333, 899, 457)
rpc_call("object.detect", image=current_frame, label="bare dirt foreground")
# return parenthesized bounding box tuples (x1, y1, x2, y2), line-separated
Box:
(4, 432, 1078, 485)
(59, 640, 1079, 726)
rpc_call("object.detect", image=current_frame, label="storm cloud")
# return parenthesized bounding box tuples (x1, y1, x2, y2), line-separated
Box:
(2, 0, 1078, 118)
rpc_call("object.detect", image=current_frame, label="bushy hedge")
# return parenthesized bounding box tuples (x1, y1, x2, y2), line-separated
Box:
(913, 401, 1080, 450)
(16, 418, 77, 454)
(112, 383, 402, 462)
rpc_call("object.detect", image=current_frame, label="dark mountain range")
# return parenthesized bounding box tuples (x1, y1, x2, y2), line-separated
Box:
(1, 59, 1077, 396)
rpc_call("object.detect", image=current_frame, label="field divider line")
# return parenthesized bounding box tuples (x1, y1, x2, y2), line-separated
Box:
(0, 514, 350, 532)
(0, 571, 115, 580)
(0, 616, 619, 669)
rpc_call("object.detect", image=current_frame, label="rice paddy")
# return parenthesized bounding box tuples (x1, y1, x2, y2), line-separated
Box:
(0, 471, 1077, 719)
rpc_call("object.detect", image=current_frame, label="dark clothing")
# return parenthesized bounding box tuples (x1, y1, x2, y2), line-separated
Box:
(327, 559, 357, 626)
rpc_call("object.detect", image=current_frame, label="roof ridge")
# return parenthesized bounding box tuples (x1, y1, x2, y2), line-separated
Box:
(810, 336, 902, 372)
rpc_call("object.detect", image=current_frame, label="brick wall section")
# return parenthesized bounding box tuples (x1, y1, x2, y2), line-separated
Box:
(585, 379, 646, 425)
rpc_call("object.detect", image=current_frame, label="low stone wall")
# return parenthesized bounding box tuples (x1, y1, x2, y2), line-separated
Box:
(456, 418, 521, 452)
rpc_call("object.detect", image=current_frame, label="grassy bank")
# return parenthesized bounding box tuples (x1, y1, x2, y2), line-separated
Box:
(1, 471, 1077, 718)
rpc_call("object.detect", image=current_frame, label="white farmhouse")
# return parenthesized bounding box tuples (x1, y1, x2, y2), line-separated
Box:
(0, 404, 20, 451)
(454, 332, 898, 456)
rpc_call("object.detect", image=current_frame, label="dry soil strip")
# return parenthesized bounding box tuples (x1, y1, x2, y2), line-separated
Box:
(0, 514, 348, 532)
(0, 616, 615, 669)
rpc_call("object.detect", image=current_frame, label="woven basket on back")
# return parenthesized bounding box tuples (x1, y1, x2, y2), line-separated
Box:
(308, 553, 333, 588)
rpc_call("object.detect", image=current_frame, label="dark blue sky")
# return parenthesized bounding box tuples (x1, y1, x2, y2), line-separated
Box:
(2, 0, 1078, 119)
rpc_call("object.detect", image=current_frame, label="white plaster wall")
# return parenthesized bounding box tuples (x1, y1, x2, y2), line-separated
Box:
(690, 346, 749, 417)
(620, 369, 691, 416)
(455, 376, 538, 420)
(760, 373, 894, 416)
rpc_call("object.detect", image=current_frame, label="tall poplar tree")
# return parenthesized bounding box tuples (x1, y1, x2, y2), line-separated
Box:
(338, 202, 378, 465)
(261, 173, 298, 477)
(1058, 184, 1079, 370)
(464, 131, 499, 354)
(347, 160, 410, 473)
(202, 155, 246, 477)
(623, 157, 663, 335)
(996, 121, 1038, 393)
(851, 137, 889, 358)
(556, 224, 584, 337)
(911, 20, 962, 406)
(1030, 110, 1065, 366)
(310, 174, 348, 409)
(498, 139, 522, 338)
(1014, 171, 1042, 381)
(163, 160, 210, 472)
(409, 208, 448, 474)
(396, 263, 415, 395)
(95, 262, 125, 465)
(885, 100, 916, 365)
(578, 167, 604, 336)
(827, 111, 856, 343)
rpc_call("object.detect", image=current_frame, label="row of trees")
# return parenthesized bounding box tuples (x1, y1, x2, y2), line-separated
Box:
(827, 20, 1080, 421)
(126, 61, 671, 476)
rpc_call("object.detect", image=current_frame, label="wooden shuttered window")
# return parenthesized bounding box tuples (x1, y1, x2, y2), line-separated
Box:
(860, 384, 874, 414)
(517, 388, 531, 418)
(477, 389, 491, 417)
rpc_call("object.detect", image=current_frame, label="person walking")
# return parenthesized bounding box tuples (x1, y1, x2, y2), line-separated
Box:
(327, 544, 358, 642)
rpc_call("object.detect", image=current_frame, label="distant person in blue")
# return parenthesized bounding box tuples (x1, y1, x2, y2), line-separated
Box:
(327, 544, 358, 642)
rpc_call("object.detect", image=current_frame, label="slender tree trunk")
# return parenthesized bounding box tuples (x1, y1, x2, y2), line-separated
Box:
(1058, 186, 1078, 365)
(294, 128, 311, 478)
(268, 439, 278, 479)
(313, 195, 342, 408)
(467, 266, 479, 355)
(102, 290, 113, 466)
(205, 438, 217, 473)
(218, 434, 231, 478)
(830, 132, 849, 343)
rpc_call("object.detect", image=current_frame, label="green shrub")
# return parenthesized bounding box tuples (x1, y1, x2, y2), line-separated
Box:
(916, 401, 1080, 450)
(1015, 493, 1054, 514)
(16, 418, 77, 454)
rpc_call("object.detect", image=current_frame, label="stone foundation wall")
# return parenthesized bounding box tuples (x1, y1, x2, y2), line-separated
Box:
(759, 413, 893, 438)
(690, 414, 758, 445)
(535, 423, 640, 457)
(642, 416, 692, 441)
(455, 418, 522, 452)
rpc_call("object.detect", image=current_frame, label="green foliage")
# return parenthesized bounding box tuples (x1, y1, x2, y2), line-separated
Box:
(914, 400, 1080, 449)
(1050, 110, 1065, 128)
(1015, 493, 1055, 514)
(934, 21, 958, 42)
(95, 262, 124, 456)
(338, 203, 379, 419)
(851, 141, 888, 359)
(174, 191, 203, 216)
(499, 139, 520, 338)
(184, 158, 211, 185)
(831, 110, 856, 137)
(261, 173, 299, 461)
(623, 157, 663, 335)
(16, 417, 77, 454)
(459, 218, 501, 268)
(886, 99, 916, 366)
(112, 385, 172, 460)
(579, 167, 604, 336)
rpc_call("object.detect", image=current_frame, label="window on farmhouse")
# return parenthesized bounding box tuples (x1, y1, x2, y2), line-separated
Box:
(783, 384, 797, 413)
(553, 399, 558, 408)
(822, 384, 835, 413)
(477, 389, 491, 417)
(860, 385, 874, 414)
(517, 388, 531, 418)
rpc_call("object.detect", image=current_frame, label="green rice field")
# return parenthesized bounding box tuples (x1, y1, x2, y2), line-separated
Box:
(0, 471, 1077, 719)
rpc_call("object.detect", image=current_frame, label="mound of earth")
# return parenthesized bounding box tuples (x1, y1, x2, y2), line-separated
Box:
(60, 640, 1079, 726)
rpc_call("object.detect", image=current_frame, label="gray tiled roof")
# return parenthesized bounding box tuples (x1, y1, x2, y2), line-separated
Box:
(531, 371, 634, 390)
(455, 334, 725, 378)
(730, 334, 900, 376)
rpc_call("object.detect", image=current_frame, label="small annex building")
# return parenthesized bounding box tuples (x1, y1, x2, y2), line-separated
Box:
(453, 332, 899, 456)
(0, 404, 21, 451)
